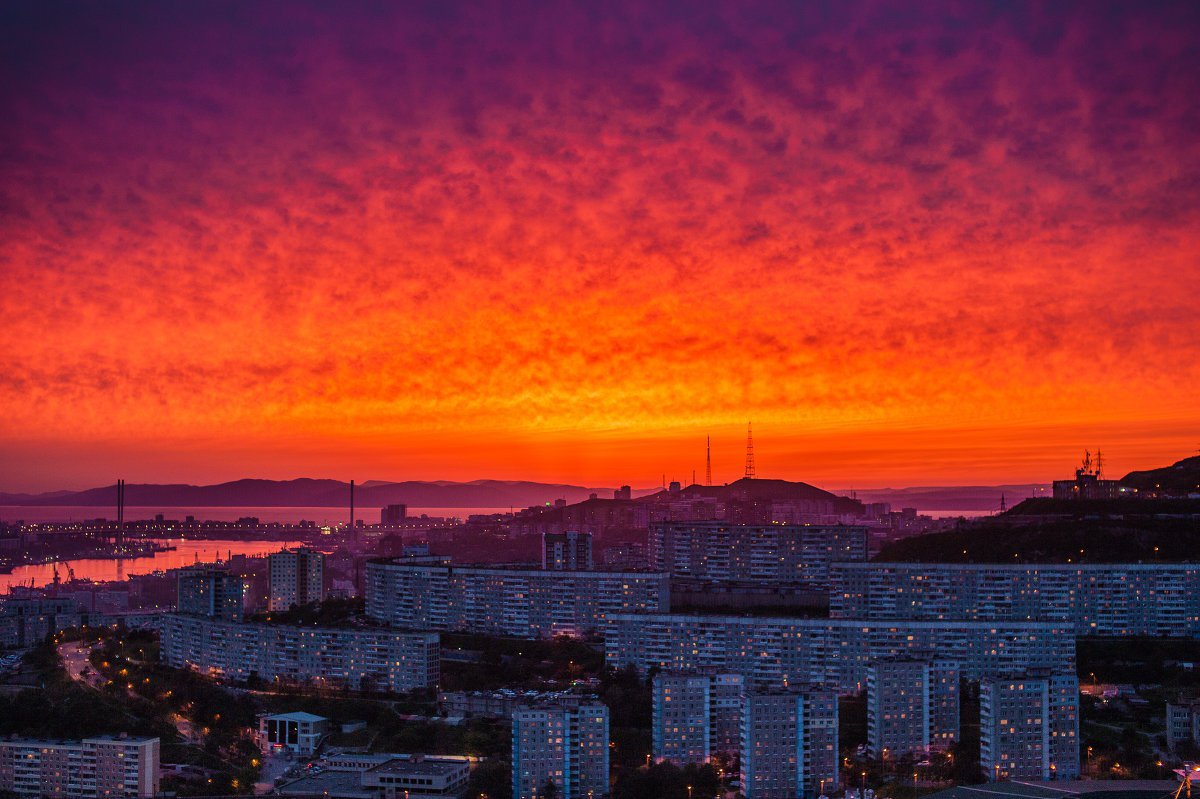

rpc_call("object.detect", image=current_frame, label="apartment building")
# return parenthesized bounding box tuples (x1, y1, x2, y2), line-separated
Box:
(176, 568, 244, 622)
(268, 548, 326, 611)
(605, 613, 1074, 693)
(1167, 700, 1200, 751)
(980, 673, 1079, 781)
(652, 673, 712, 765)
(542, 531, 593, 570)
(365, 557, 668, 638)
(0, 736, 159, 798)
(830, 563, 1200, 637)
(741, 688, 839, 799)
(0, 598, 86, 648)
(648, 522, 868, 585)
(439, 689, 584, 721)
(511, 698, 609, 799)
(867, 658, 960, 758)
(156, 614, 439, 692)
(651, 672, 746, 766)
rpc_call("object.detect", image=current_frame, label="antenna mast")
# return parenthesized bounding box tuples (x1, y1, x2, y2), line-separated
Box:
(705, 436, 712, 485)
(744, 422, 756, 479)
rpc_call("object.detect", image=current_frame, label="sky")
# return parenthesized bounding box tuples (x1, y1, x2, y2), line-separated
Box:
(1, 1, 1198, 493)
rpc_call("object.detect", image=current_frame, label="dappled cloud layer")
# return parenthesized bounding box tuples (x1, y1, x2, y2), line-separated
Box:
(2, 1, 1198, 489)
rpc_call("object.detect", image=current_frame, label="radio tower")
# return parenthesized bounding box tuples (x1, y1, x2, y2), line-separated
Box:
(705, 436, 712, 485)
(744, 422, 756, 479)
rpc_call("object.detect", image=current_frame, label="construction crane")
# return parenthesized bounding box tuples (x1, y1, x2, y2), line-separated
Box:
(1174, 764, 1199, 799)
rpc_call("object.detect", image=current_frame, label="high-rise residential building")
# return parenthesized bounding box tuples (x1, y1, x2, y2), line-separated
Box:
(365, 558, 669, 638)
(649, 521, 869, 585)
(605, 613, 1074, 694)
(156, 615, 439, 693)
(930, 660, 962, 752)
(268, 548, 326, 611)
(741, 688, 839, 799)
(542, 531, 593, 570)
(1047, 673, 1081, 779)
(1167, 700, 1200, 752)
(868, 659, 926, 758)
(176, 568, 244, 621)
(867, 658, 960, 758)
(711, 673, 746, 758)
(0, 736, 159, 798)
(980, 673, 1079, 781)
(653, 673, 712, 766)
(651, 672, 746, 766)
(980, 677, 1048, 781)
(829, 562, 1200, 637)
(381, 504, 408, 526)
(511, 698, 609, 799)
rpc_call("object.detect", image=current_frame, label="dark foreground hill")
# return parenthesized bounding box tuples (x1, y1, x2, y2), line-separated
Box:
(1121, 455, 1200, 494)
(876, 515, 1200, 563)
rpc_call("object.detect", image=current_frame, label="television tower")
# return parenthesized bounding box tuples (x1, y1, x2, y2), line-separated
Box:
(705, 436, 712, 485)
(744, 422, 756, 479)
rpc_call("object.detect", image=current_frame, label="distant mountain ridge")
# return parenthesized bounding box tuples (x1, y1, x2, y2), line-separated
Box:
(0, 477, 1071, 511)
(0, 478, 656, 509)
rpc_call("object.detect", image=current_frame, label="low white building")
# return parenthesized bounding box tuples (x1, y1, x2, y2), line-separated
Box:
(276, 753, 471, 799)
(259, 712, 331, 756)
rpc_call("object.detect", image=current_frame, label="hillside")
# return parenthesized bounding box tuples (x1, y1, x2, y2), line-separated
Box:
(643, 477, 862, 514)
(1006, 496, 1200, 516)
(1121, 455, 1200, 494)
(877, 516, 1200, 563)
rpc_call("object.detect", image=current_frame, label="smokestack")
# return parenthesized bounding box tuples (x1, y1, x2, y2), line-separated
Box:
(116, 479, 125, 550)
(350, 479, 355, 532)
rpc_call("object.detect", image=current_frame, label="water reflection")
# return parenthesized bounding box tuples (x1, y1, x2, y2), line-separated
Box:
(0, 538, 301, 594)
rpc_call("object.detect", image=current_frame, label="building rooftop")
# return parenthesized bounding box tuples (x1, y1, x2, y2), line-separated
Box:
(263, 711, 328, 723)
(368, 758, 468, 777)
(925, 781, 1179, 799)
(275, 770, 371, 799)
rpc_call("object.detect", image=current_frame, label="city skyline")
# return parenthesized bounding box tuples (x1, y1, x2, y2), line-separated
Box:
(3, 2, 1198, 491)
